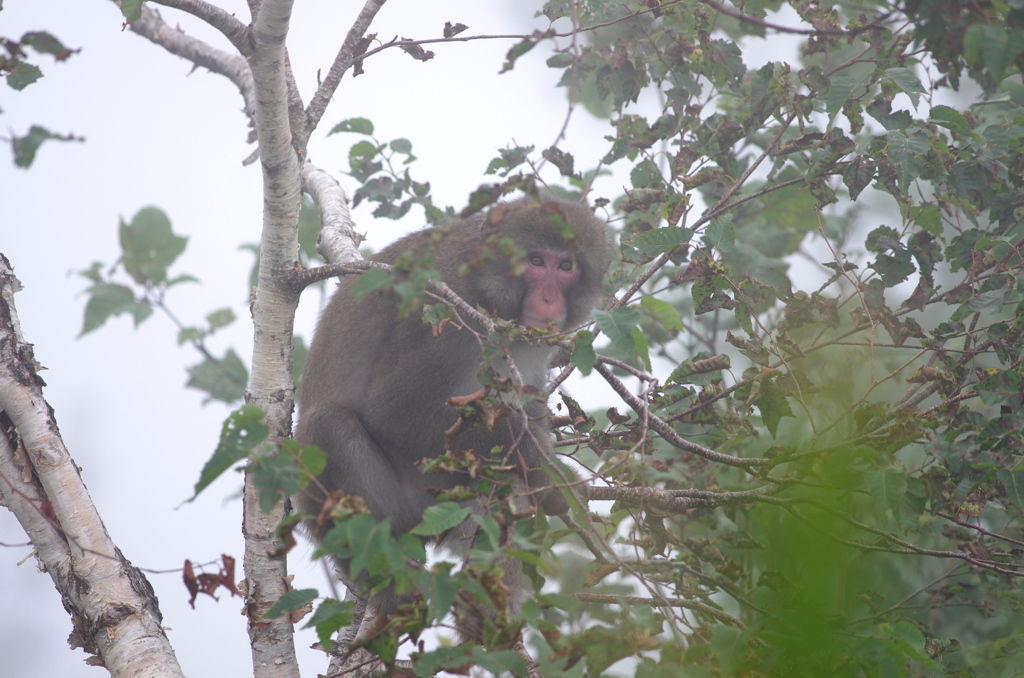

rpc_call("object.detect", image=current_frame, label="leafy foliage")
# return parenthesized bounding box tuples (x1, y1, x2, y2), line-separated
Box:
(2, 31, 83, 167)
(308, 0, 1024, 675)
(77, 206, 248, 404)
(328, 118, 453, 224)
(73, 0, 1024, 675)
(192, 405, 268, 498)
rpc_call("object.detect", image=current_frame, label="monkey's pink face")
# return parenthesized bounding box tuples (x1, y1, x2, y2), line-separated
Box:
(521, 249, 580, 329)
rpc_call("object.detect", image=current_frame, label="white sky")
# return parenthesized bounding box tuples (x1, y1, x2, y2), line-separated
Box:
(0, 1, 632, 676)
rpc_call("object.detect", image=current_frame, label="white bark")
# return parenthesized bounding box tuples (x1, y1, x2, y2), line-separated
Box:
(0, 255, 185, 678)
(301, 161, 364, 265)
(9, 1, 386, 674)
(242, 0, 304, 676)
(130, 3, 257, 140)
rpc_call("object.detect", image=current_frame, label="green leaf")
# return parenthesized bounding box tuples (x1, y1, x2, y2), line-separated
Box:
(631, 326, 652, 371)
(641, 295, 683, 332)
(485, 145, 534, 176)
(414, 646, 526, 677)
(704, 214, 735, 253)
(748, 266, 792, 299)
(328, 117, 374, 135)
(296, 444, 327, 488)
(79, 283, 151, 336)
(6, 61, 42, 91)
(912, 203, 942, 236)
(710, 625, 745, 678)
(119, 206, 188, 285)
(967, 288, 1010, 314)
(631, 227, 693, 256)
(120, 0, 144, 22)
(185, 348, 249, 404)
(571, 329, 597, 375)
(472, 513, 502, 552)
(21, 31, 76, 61)
(542, 146, 576, 177)
(964, 24, 1024, 83)
(251, 454, 304, 512)
(864, 468, 907, 523)
(264, 588, 318, 620)
(668, 353, 731, 384)
(753, 378, 794, 438)
(348, 139, 382, 177)
(351, 268, 391, 300)
(410, 502, 472, 536)
(322, 515, 424, 583)
(177, 327, 203, 346)
(304, 599, 355, 653)
(166, 273, 199, 288)
(826, 76, 861, 120)
(928, 105, 975, 137)
(842, 156, 876, 200)
(759, 183, 819, 240)
(976, 369, 1022, 407)
(593, 307, 641, 355)
(997, 469, 1024, 512)
(882, 67, 924, 108)
(192, 405, 268, 498)
(536, 591, 580, 611)
(11, 125, 80, 167)
(884, 621, 934, 666)
(419, 563, 460, 624)
(501, 36, 541, 73)
(205, 308, 236, 331)
(691, 277, 714, 313)
(630, 158, 664, 188)
(885, 131, 927, 191)
(865, 225, 915, 286)
(389, 138, 412, 154)
(569, 625, 655, 675)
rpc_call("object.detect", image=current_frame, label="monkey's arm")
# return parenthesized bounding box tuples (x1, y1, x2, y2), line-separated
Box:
(297, 405, 437, 536)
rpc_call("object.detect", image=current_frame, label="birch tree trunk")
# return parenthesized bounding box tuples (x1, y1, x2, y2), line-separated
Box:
(0, 255, 185, 678)
(1, 0, 376, 674)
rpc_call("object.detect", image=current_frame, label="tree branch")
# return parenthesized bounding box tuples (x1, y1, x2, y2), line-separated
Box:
(0, 255, 183, 677)
(575, 592, 745, 628)
(241, 0, 304, 674)
(303, 0, 388, 144)
(128, 4, 257, 136)
(300, 161, 364, 265)
(593, 362, 767, 469)
(588, 483, 784, 512)
(149, 0, 252, 53)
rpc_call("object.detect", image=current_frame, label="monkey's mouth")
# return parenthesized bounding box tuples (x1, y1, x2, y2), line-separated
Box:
(522, 314, 565, 330)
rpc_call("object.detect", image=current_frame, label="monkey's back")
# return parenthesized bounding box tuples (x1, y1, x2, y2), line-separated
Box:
(296, 227, 490, 484)
(296, 198, 606, 534)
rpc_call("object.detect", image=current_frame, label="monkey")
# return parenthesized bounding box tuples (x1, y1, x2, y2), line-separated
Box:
(295, 196, 608, 640)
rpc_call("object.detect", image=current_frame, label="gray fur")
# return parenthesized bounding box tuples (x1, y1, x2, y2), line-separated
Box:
(295, 197, 608, 638)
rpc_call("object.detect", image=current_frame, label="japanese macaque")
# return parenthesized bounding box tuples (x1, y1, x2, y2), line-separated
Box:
(296, 196, 608, 639)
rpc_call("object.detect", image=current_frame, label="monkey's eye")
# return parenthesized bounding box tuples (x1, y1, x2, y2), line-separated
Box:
(559, 259, 574, 271)
(529, 255, 545, 267)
